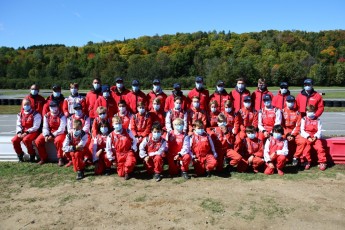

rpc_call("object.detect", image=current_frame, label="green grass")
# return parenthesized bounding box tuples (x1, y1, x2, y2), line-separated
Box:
(200, 198, 225, 214)
(0, 105, 21, 114)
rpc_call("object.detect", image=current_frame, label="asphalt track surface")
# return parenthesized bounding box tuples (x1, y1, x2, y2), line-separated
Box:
(1, 112, 345, 137)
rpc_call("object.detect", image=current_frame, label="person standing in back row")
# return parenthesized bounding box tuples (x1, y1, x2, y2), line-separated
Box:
(296, 79, 324, 118)
(188, 76, 209, 111)
(230, 78, 251, 113)
(251, 78, 274, 112)
(272, 82, 291, 110)
(209, 80, 231, 112)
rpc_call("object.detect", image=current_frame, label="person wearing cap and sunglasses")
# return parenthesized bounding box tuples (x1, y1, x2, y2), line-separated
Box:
(258, 94, 282, 141)
(125, 80, 148, 114)
(35, 100, 67, 165)
(188, 76, 210, 111)
(23, 84, 46, 115)
(230, 77, 251, 113)
(164, 83, 190, 112)
(272, 82, 291, 110)
(281, 95, 304, 163)
(110, 77, 130, 103)
(147, 79, 167, 111)
(42, 85, 65, 115)
(94, 85, 118, 119)
(296, 78, 324, 119)
(251, 78, 274, 111)
(210, 80, 231, 112)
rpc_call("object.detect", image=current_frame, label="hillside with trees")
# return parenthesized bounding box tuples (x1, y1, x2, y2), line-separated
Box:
(0, 30, 345, 89)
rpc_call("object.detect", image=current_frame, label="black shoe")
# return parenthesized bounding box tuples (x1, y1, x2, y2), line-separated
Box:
(29, 154, 36, 163)
(206, 171, 212, 178)
(104, 168, 111, 176)
(18, 154, 24, 163)
(154, 173, 162, 182)
(292, 158, 299, 166)
(76, 171, 84, 180)
(124, 173, 130, 180)
(181, 172, 191, 180)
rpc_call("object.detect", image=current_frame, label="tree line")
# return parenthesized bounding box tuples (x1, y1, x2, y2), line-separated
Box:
(1, 30, 345, 90)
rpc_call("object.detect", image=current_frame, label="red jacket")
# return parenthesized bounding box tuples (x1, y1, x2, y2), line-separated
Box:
(108, 130, 135, 160)
(91, 117, 111, 137)
(86, 89, 102, 119)
(296, 89, 324, 118)
(164, 93, 189, 112)
(166, 130, 187, 156)
(188, 88, 210, 111)
(95, 96, 118, 119)
(238, 108, 258, 132)
(272, 90, 290, 110)
(210, 127, 235, 153)
(110, 86, 130, 103)
(281, 107, 301, 137)
(42, 95, 65, 116)
(130, 112, 152, 137)
(222, 111, 240, 134)
(190, 133, 213, 157)
(115, 111, 132, 130)
(24, 94, 46, 115)
(147, 90, 167, 111)
(209, 90, 231, 112)
(125, 90, 147, 114)
(251, 89, 274, 111)
(207, 110, 220, 128)
(187, 108, 207, 134)
(149, 110, 165, 129)
(62, 94, 86, 117)
(238, 137, 263, 157)
(230, 88, 251, 113)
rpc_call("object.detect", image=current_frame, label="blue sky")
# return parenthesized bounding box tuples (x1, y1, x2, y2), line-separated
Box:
(1, 0, 344, 48)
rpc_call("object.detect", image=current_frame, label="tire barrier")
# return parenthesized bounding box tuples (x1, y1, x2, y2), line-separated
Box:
(324, 100, 333, 107)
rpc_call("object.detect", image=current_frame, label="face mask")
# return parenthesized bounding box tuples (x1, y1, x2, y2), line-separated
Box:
(93, 83, 100, 90)
(50, 107, 58, 114)
(225, 107, 232, 113)
(75, 110, 82, 117)
(237, 84, 245, 90)
(287, 102, 294, 108)
(113, 124, 122, 132)
(99, 113, 107, 119)
(116, 83, 123, 89)
(195, 83, 203, 90)
(103, 92, 110, 98)
(280, 88, 288, 94)
(138, 108, 145, 114)
(174, 124, 183, 132)
(53, 92, 61, 97)
(195, 129, 204, 135)
(152, 132, 161, 139)
(74, 130, 82, 137)
(30, 90, 38, 96)
(306, 112, 315, 119)
(244, 102, 251, 108)
(304, 86, 312, 91)
(119, 107, 126, 113)
(273, 133, 282, 139)
(264, 101, 271, 107)
(153, 104, 160, 111)
(211, 107, 217, 113)
(23, 105, 31, 112)
(247, 133, 256, 139)
(193, 102, 200, 109)
(153, 85, 160, 92)
(259, 85, 266, 91)
(216, 86, 224, 92)
(100, 127, 108, 135)
(70, 88, 78, 95)
(174, 103, 181, 110)
(132, 86, 139, 92)
(218, 122, 227, 127)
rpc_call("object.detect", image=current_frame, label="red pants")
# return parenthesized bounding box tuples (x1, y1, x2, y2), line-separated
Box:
(70, 151, 86, 172)
(116, 151, 136, 177)
(193, 154, 217, 176)
(167, 153, 191, 175)
(287, 135, 305, 160)
(84, 136, 92, 161)
(12, 132, 39, 155)
(94, 151, 112, 175)
(234, 131, 246, 150)
(264, 155, 286, 175)
(144, 155, 163, 174)
(35, 134, 66, 161)
(301, 139, 327, 163)
(249, 156, 265, 172)
(215, 148, 226, 172)
(226, 149, 248, 172)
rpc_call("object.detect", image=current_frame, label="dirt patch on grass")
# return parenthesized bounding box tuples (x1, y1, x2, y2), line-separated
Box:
(1, 172, 345, 229)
